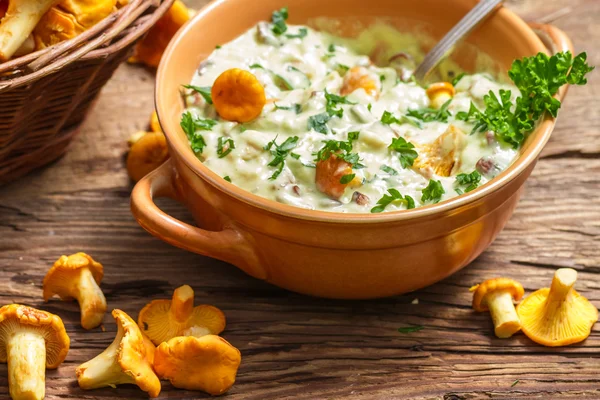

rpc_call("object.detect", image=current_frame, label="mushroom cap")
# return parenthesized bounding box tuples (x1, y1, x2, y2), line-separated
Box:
(517, 269, 598, 347)
(112, 309, 161, 397)
(33, 7, 85, 50)
(43, 252, 103, 301)
(58, 0, 118, 28)
(154, 335, 241, 395)
(138, 285, 226, 345)
(472, 278, 524, 312)
(0, 304, 70, 368)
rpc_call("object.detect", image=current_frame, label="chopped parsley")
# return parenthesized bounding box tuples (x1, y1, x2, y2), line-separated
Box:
(336, 64, 350, 75)
(285, 27, 308, 39)
(380, 110, 423, 129)
(314, 131, 363, 168)
(380, 165, 398, 175)
(215, 45, 221, 49)
(371, 189, 415, 213)
(455, 170, 481, 193)
(264, 136, 299, 180)
(421, 179, 445, 204)
(380, 75, 386, 83)
(406, 99, 452, 123)
(217, 137, 235, 158)
(180, 111, 217, 154)
(398, 325, 424, 333)
(274, 103, 302, 114)
(340, 174, 356, 184)
(328, 43, 336, 52)
(388, 137, 418, 169)
(325, 90, 355, 118)
(223, 176, 231, 182)
(249, 63, 264, 69)
(457, 51, 593, 148)
(511, 380, 520, 387)
(271, 7, 288, 35)
(308, 112, 331, 134)
(182, 84, 213, 104)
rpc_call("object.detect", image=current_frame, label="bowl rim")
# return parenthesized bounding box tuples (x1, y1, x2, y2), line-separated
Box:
(156, 0, 561, 224)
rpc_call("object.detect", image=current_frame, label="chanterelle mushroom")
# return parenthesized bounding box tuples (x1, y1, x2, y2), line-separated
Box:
(138, 284, 226, 345)
(76, 309, 161, 397)
(0, 304, 70, 400)
(0, 0, 61, 61)
(43, 252, 107, 330)
(154, 335, 241, 395)
(517, 268, 598, 347)
(472, 278, 524, 338)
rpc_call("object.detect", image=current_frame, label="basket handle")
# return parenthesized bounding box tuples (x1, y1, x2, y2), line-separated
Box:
(130, 159, 266, 280)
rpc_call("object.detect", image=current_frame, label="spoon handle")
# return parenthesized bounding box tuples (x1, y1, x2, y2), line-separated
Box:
(413, 0, 504, 82)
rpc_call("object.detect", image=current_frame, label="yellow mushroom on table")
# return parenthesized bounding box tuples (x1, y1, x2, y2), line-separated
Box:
(517, 268, 598, 347)
(138, 284, 226, 345)
(43, 252, 107, 330)
(76, 309, 161, 397)
(0, 304, 70, 400)
(471, 278, 524, 338)
(154, 334, 241, 396)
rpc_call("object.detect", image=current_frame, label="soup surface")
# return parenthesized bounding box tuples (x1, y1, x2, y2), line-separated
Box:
(181, 18, 519, 213)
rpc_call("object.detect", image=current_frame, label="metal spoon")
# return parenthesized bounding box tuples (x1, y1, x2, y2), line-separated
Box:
(413, 0, 504, 82)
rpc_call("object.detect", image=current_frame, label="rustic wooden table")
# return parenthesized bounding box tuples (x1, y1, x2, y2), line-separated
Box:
(1, 0, 599, 398)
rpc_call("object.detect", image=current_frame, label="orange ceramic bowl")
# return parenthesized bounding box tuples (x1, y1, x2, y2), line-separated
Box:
(132, 0, 573, 299)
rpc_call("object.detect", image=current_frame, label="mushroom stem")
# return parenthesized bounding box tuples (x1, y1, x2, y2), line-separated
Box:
(171, 285, 194, 323)
(548, 268, 577, 303)
(77, 325, 136, 389)
(7, 330, 46, 400)
(487, 291, 521, 338)
(73, 268, 107, 329)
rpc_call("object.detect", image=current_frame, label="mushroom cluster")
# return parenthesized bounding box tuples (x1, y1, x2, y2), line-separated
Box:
(2, 253, 241, 399)
(126, 111, 169, 182)
(471, 268, 598, 346)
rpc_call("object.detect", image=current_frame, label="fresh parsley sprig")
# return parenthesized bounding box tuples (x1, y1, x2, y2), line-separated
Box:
(457, 51, 594, 148)
(381, 110, 423, 129)
(217, 137, 235, 158)
(454, 170, 481, 194)
(388, 137, 418, 169)
(182, 84, 213, 104)
(406, 99, 452, 123)
(325, 90, 355, 118)
(371, 189, 415, 213)
(314, 131, 363, 168)
(271, 7, 288, 35)
(421, 179, 445, 204)
(264, 136, 299, 180)
(180, 111, 217, 154)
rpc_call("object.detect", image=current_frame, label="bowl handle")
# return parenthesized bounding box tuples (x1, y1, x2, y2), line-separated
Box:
(130, 159, 266, 280)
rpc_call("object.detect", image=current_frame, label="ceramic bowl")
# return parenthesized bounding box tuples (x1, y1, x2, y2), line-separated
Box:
(131, 0, 572, 299)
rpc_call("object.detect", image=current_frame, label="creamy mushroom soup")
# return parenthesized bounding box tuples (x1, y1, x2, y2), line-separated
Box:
(180, 15, 520, 213)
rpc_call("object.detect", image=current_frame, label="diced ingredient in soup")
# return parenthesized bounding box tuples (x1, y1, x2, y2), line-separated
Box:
(179, 9, 593, 213)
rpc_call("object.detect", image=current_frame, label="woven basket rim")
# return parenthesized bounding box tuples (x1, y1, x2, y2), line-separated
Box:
(0, 0, 175, 92)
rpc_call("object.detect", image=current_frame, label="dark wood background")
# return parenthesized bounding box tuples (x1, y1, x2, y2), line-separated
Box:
(1, 0, 599, 398)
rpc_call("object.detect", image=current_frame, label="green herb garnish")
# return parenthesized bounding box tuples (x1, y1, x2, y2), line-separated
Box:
(308, 112, 331, 134)
(250, 64, 293, 91)
(457, 51, 593, 148)
(180, 112, 217, 154)
(271, 7, 288, 35)
(223, 175, 231, 182)
(371, 189, 415, 213)
(380, 165, 398, 175)
(380, 110, 423, 129)
(285, 27, 308, 39)
(511, 380, 519, 387)
(336, 64, 350, 75)
(397, 325, 424, 333)
(388, 137, 418, 169)
(406, 99, 452, 123)
(328, 43, 336, 52)
(421, 179, 445, 204)
(451, 72, 466, 86)
(182, 84, 213, 104)
(217, 137, 235, 158)
(215, 45, 221, 49)
(264, 136, 299, 179)
(325, 90, 355, 118)
(274, 103, 302, 114)
(314, 132, 363, 168)
(455, 170, 481, 193)
(340, 174, 356, 184)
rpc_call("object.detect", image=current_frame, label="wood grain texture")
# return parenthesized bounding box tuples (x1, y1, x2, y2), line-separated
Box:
(1, 0, 599, 398)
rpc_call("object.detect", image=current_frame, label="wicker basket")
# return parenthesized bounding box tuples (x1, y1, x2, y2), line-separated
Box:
(0, 0, 175, 186)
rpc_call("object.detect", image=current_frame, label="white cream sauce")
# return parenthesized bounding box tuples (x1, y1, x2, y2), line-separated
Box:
(182, 22, 519, 213)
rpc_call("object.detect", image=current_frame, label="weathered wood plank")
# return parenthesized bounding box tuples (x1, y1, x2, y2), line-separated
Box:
(0, 0, 599, 398)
